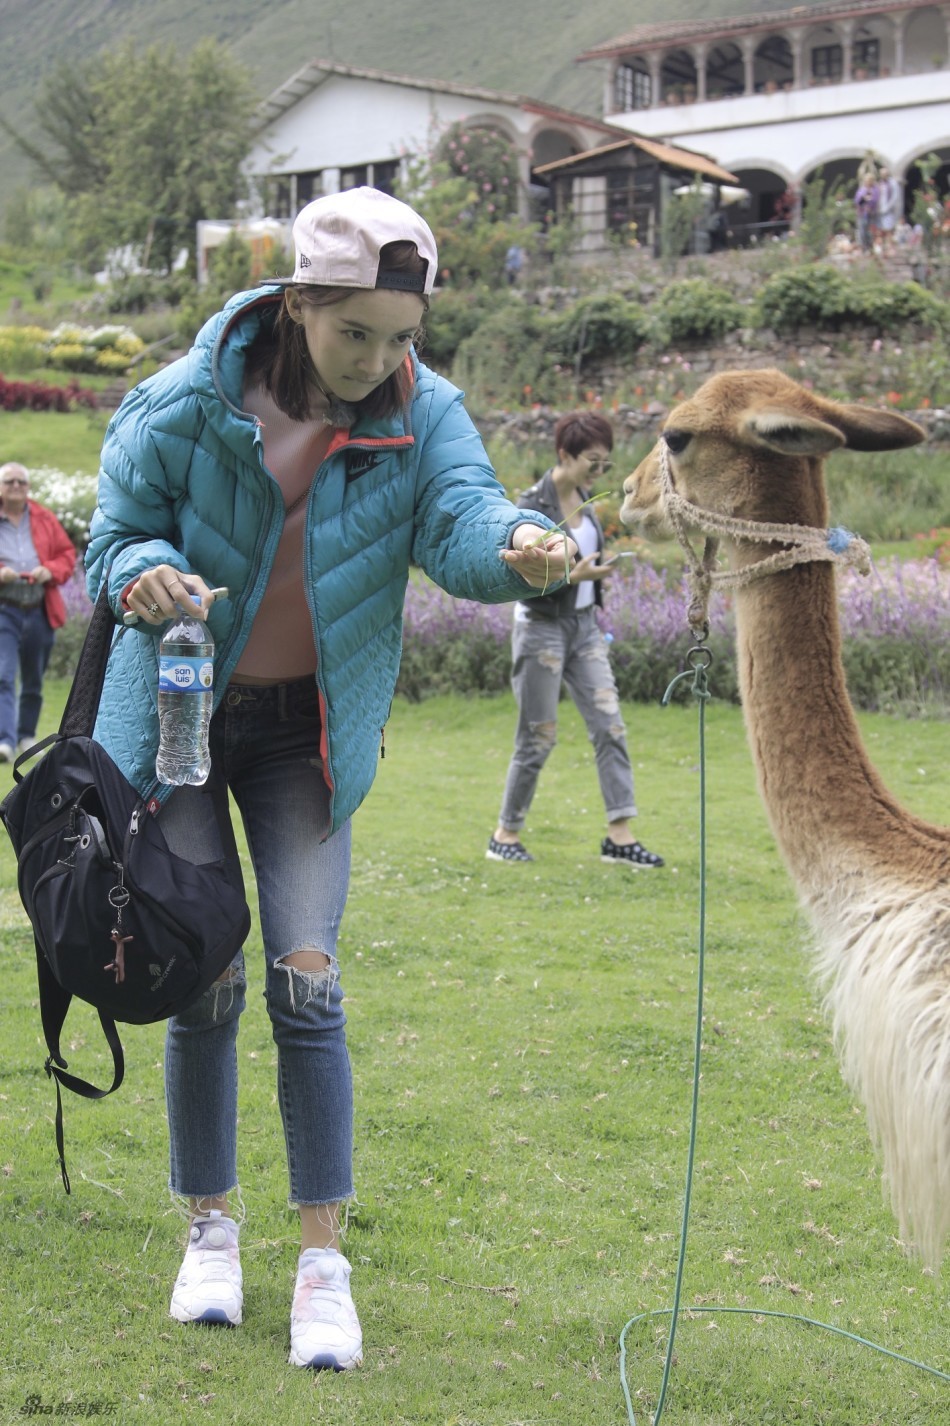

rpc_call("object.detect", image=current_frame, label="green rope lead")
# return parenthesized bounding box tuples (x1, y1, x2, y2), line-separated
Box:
(620, 648, 950, 1426)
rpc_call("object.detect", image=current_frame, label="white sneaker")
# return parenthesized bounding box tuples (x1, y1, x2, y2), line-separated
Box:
(0, 743, 13, 763)
(169, 1211, 242, 1326)
(289, 1247, 363, 1370)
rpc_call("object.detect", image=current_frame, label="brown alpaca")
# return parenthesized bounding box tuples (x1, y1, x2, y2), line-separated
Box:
(620, 369, 950, 1266)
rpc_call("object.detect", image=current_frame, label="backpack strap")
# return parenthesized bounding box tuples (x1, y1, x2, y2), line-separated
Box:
(35, 940, 125, 1194)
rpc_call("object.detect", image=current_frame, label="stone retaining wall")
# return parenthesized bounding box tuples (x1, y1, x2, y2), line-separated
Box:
(475, 329, 947, 446)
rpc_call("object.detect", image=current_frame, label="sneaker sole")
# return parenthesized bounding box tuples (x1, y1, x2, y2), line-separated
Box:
(485, 850, 533, 863)
(289, 1348, 362, 1370)
(600, 855, 660, 868)
(170, 1306, 242, 1326)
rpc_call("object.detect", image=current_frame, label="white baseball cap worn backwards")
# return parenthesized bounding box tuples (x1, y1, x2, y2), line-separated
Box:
(278, 187, 437, 296)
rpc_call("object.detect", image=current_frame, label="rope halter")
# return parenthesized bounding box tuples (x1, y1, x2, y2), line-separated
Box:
(656, 439, 872, 637)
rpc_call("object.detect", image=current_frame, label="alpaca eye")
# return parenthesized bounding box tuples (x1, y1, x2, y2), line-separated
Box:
(663, 429, 691, 455)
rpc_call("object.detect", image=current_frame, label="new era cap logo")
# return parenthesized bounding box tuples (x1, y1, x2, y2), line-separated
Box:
(299, 253, 311, 268)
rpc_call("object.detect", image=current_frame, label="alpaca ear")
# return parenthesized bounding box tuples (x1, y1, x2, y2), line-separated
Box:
(821, 403, 927, 452)
(740, 409, 845, 456)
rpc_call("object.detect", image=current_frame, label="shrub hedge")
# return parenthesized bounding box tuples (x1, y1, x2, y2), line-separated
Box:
(47, 558, 950, 719)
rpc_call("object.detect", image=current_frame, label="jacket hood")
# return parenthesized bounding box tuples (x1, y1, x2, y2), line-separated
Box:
(188, 286, 281, 438)
(186, 285, 417, 452)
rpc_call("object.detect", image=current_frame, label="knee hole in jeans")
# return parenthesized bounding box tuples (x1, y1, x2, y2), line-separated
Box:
(275, 947, 338, 1012)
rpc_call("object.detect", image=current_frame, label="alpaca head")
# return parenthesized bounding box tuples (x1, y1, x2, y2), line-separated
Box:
(621, 369, 925, 537)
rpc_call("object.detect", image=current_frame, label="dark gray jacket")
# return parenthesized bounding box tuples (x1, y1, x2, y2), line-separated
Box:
(515, 470, 605, 619)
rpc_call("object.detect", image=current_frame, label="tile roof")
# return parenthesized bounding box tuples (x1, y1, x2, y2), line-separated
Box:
(534, 137, 739, 184)
(256, 59, 626, 137)
(578, 0, 929, 60)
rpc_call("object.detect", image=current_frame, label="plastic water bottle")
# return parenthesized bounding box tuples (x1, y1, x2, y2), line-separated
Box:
(156, 609, 214, 785)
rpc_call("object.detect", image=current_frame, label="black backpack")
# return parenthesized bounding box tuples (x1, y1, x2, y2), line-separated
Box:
(0, 587, 251, 1190)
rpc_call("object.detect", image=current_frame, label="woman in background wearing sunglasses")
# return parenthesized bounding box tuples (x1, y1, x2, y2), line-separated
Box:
(487, 411, 664, 869)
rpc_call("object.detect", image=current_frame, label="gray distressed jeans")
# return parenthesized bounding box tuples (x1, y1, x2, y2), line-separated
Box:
(496, 605, 637, 832)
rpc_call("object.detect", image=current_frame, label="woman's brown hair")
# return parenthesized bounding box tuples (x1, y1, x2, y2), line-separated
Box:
(553, 410, 614, 458)
(248, 240, 428, 423)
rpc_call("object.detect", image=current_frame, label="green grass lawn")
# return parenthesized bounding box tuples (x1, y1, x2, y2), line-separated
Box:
(3, 407, 112, 475)
(1, 688, 949, 1424)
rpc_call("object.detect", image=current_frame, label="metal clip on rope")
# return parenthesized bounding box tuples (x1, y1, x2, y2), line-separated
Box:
(662, 642, 712, 707)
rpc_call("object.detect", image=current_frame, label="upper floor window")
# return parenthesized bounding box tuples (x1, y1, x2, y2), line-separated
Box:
(615, 62, 652, 110)
(853, 38, 880, 76)
(812, 44, 843, 81)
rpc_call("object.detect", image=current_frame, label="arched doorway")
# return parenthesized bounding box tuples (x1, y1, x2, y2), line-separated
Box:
(529, 128, 580, 224)
(904, 145, 950, 221)
(731, 166, 792, 233)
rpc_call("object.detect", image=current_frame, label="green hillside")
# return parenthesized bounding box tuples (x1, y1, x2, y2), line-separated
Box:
(0, 0, 820, 223)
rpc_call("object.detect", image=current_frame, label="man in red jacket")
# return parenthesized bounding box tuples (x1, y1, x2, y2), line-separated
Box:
(0, 463, 76, 760)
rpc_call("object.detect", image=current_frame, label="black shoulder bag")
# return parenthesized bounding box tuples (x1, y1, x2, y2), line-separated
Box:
(0, 587, 251, 1190)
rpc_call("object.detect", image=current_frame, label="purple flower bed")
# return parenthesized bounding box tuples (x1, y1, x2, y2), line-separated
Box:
(400, 557, 950, 712)
(60, 567, 94, 620)
(402, 578, 515, 646)
(838, 558, 950, 641)
(49, 559, 950, 713)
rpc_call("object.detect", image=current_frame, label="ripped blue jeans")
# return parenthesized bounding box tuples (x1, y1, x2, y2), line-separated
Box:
(160, 678, 353, 1207)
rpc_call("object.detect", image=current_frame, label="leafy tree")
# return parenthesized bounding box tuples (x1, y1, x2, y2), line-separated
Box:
(175, 232, 256, 344)
(2, 39, 256, 273)
(660, 178, 707, 267)
(2, 184, 74, 299)
(796, 168, 848, 260)
(910, 152, 947, 258)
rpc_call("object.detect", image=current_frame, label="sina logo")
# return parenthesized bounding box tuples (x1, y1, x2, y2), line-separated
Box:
(345, 450, 384, 480)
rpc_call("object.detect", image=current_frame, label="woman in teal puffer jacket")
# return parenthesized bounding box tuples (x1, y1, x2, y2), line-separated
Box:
(85, 189, 574, 1371)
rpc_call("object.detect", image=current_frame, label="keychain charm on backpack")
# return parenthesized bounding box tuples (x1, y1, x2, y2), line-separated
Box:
(104, 875, 132, 984)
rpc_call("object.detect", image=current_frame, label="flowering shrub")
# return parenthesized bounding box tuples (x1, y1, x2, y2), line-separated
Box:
(838, 558, 950, 712)
(45, 322, 145, 373)
(45, 556, 950, 715)
(0, 325, 49, 373)
(436, 123, 518, 220)
(397, 558, 950, 715)
(397, 583, 514, 699)
(0, 322, 144, 375)
(0, 374, 98, 411)
(27, 466, 98, 548)
(47, 568, 95, 680)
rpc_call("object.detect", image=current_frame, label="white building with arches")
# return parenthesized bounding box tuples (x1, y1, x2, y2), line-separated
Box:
(244, 59, 634, 222)
(577, 0, 950, 230)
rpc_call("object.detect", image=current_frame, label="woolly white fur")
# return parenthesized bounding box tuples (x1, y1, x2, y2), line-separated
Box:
(807, 877, 950, 1268)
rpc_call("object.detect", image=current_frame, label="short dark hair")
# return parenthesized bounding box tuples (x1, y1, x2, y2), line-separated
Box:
(553, 411, 614, 458)
(248, 241, 428, 423)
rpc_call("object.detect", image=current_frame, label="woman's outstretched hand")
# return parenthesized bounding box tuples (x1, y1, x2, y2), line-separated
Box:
(501, 524, 577, 590)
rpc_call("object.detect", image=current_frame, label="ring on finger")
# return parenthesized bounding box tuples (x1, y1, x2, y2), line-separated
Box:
(146, 601, 161, 617)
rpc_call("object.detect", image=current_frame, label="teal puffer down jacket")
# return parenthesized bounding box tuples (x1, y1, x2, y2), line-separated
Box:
(85, 286, 555, 833)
